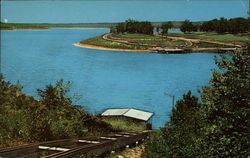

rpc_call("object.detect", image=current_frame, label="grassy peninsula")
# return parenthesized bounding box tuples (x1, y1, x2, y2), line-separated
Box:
(77, 18, 249, 53)
(77, 32, 248, 53)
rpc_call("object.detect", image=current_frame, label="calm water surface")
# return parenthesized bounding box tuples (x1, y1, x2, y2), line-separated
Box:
(1, 29, 218, 129)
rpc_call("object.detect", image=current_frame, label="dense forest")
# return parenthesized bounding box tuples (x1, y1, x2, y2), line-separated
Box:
(144, 45, 250, 157)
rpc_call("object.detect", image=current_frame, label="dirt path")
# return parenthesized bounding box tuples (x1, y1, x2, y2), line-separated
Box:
(167, 36, 195, 47)
(103, 34, 186, 48)
(104, 33, 244, 48)
(168, 36, 243, 48)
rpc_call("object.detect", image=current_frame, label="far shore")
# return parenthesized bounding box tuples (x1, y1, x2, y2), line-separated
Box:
(51, 27, 109, 29)
(0, 27, 109, 31)
(0, 28, 49, 31)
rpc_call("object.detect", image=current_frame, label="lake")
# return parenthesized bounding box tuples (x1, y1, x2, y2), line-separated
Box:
(1, 28, 218, 129)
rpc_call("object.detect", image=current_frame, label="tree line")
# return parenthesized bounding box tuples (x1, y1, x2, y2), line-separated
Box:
(143, 45, 250, 157)
(200, 17, 250, 34)
(110, 17, 249, 35)
(110, 19, 154, 35)
(181, 17, 250, 34)
(110, 19, 175, 35)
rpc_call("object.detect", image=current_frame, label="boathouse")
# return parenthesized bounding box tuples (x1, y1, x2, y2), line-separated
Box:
(101, 108, 153, 129)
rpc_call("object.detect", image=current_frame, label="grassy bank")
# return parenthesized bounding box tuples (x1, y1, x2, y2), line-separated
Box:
(112, 33, 163, 39)
(80, 34, 186, 50)
(101, 117, 146, 131)
(130, 39, 185, 47)
(191, 42, 235, 48)
(80, 35, 149, 50)
(168, 32, 250, 43)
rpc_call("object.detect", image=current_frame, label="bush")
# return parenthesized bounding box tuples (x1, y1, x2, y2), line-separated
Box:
(0, 77, 113, 148)
(144, 46, 250, 157)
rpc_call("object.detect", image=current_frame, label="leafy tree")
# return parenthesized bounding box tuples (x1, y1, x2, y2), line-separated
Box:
(180, 20, 196, 33)
(145, 46, 250, 157)
(156, 26, 160, 34)
(214, 17, 229, 33)
(110, 26, 117, 33)
(200, 47, 250, 157)
(228, 17, 249, 34)
(114, 19, 154, 35)
(200, 17, 249, 33)
(0, 77, 113, 148)
(144, 91, 202, 157)
(37, 79, 72, 109)
(161, 22, 173, 35)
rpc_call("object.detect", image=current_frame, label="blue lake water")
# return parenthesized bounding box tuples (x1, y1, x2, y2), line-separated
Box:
(1, 29, 218, 129)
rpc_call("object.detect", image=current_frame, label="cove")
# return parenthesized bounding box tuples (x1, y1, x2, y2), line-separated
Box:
(1, 28, 218, 129)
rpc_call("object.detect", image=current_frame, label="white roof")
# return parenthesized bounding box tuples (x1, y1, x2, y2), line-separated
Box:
(102, 109, 129, 116)
(101, 108, 153, 121)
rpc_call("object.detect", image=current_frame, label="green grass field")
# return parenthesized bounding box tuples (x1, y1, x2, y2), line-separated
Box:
(80, 35, 149, 50)
(82, 34, 185, 49)
(130, 39, 185, 47)
(192, 42, 235, 48)
(80, 33, 244, 51)
(101, 117, 146, 131)
(168, 32, 250, 43)
(113, 33, 163, 39)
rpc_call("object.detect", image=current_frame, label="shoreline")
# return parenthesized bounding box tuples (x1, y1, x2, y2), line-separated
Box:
(74, 43, 238, 54)
(74, 43, 151, 52)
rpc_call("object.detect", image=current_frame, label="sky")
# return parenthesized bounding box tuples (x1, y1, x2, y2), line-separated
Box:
(0, 0, 249, 23)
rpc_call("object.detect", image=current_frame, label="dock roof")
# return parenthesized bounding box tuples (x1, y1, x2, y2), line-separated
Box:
(101, 108, 153, 121)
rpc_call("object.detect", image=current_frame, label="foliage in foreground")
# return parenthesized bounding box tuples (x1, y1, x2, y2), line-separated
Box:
(144, 47, 250, 157)
(0, 78, 112, 148)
